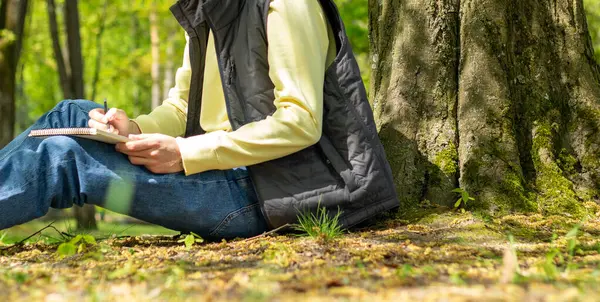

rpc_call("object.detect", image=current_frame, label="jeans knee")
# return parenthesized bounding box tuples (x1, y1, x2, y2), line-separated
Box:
(55, 99, 101, 112)
(40, 136, 81, 154)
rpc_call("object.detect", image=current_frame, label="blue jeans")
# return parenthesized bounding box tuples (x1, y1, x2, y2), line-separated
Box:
(0, 100, 268, 239)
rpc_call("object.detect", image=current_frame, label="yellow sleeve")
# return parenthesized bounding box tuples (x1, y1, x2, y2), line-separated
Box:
(176, 0, 333, 175)
(132, 35, 190, 137)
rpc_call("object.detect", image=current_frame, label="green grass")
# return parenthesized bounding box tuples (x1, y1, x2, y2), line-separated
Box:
(294, 205, 344, 242)
(2, 209, 600, 301)
(0, 216, 177, 245)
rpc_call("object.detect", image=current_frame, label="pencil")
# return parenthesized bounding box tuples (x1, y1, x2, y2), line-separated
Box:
(103, 98, 111, 131)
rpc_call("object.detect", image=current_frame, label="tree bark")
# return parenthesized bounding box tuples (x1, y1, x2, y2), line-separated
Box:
(131, 16, 141, 116)
(163, 35, 175, 100)
(0, 0, 28, 148)
(65, 0, 96, 229)
(46, 0, 71, 99)
(64, 0, 84, 99)
(370, 0, 600, 218)
(150, 4, 161, 109)
(47, 0, 97, 229)
(90, 0, 108, 102)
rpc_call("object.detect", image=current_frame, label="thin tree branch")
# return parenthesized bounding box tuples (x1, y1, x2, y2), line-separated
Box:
(0, 221, 58, 251)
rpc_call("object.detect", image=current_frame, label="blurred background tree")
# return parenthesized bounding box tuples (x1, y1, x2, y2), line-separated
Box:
(0, 0, 28, 147)
(14, 0, 184, 136)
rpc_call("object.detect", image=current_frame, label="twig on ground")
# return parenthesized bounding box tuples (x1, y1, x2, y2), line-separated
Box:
(0, 221, 63, 251)
(95, 235, 134, 241)
(244, 224, 292, 242)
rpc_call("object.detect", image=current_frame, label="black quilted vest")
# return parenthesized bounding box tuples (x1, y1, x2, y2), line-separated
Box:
(170, 0, 399, 228)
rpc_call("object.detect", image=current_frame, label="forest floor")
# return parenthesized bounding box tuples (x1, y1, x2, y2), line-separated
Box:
(2, 203, 600, 302)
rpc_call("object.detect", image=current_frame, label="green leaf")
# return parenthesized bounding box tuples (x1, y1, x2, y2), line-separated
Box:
(57, 242, 77, 257)
(184, 235, 195, 249)
(451, 188, 463, 193)
(190, 232, 204, 242)
(77, 243, 85, 254)
(454, 199, 462, 208)
(70, 235, 83, 245)
(82, 235, 97, 245)
(461, 191, 469, 204)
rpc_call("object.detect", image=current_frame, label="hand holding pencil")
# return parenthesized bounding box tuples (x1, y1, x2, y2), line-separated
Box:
(87, 98, 139, 137)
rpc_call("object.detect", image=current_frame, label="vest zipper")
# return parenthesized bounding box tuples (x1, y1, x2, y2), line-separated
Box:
(203, 16, 276, 229)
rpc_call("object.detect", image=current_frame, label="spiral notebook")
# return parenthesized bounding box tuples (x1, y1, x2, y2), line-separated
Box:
(28, 127, 130, 144)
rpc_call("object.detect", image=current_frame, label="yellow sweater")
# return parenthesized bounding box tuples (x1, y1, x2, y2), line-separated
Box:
(133, 0, 336, 175)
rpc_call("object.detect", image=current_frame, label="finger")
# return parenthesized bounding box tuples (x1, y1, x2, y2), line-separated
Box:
(115, 142, 127, 151)
(128, 155, 156, 166)
(128, 134, 156, 141)
(146, 165, 163, 174)
(116, 147, 153, 158)
(107, 125, 119, 135)
(122, 138, 159, 152)
(88, 119, 109, 130)
(88, 109, 106, 122)
(88, 119, 119, 134)
(103, 108, 119, 123)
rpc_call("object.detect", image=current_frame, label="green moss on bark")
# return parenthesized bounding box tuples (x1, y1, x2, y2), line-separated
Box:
(532, 124, 586, 219)
(460, 157, 535, 214)
(496, 170, 536, 212)
(557, 149, 578, 175)
(434, 142, 458, 176)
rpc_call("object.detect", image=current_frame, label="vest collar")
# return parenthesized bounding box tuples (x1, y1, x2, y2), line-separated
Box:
(170, 0, 245, 35)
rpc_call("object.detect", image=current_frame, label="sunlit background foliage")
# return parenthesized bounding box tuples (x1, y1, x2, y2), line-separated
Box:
(585, 0, 600, 62)
(16, 0, 181, 132)
(13, 0, 600, 133)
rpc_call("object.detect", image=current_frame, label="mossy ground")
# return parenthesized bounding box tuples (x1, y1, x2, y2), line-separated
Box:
(2, 205, 600, 301)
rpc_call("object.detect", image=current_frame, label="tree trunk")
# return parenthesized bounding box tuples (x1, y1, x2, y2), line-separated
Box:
(90, 0, 108, 102)
(149, 5, 161, 109)
(163, 35, 175, 100)
(65, 0, 96, 230)
(0, 0, 28, 148)
(46, 0, 71, 98)
(47, 0, 97, 229)
(131, 16, 141, 116)
(63, 0, 84, 99)
(370, 0, 600, 218)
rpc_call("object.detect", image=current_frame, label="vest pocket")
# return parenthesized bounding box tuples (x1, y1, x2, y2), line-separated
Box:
(318, 135, 360, 193)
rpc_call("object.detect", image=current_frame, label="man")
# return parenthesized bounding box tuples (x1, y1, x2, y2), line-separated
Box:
(0, 0, 398, 239)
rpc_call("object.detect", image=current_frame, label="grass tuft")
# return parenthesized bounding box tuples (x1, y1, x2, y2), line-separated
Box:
(294, 205, 343, 243)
